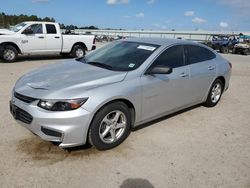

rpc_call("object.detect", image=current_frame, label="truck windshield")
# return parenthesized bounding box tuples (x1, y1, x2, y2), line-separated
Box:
(10, 22, 27, 32)
(79, 41, 159, 71)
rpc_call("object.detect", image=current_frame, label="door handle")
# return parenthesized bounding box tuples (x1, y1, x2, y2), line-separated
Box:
(54, 36, 60, 39)
(180, 72, 188, 77)
(208, 66, 215, 70)
(38, 36, 44, 39)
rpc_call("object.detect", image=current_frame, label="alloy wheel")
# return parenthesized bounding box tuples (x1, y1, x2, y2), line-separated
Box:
(99, 110, 127, 144)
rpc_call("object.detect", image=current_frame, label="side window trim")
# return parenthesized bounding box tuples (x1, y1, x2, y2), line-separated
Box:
(45, 24, 57, 34)
(185, 44, 216, 65)
(26, 24, 43, 34)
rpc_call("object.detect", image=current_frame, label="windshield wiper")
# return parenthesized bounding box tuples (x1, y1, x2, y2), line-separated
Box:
(87, 61, 114, 70)
(76, 58, 114, 70)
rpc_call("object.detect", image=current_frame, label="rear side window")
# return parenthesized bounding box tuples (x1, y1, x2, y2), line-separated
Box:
(46, 24, 57, 34)
(152, 45, 185, 68)
(185, 45, 216, 64)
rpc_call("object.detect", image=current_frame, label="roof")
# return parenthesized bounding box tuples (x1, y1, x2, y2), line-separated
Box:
(24, 21, 56, 24)
(125, 37, 197, 46)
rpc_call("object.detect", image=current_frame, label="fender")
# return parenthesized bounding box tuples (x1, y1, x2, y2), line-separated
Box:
(0, 42, 22, 54)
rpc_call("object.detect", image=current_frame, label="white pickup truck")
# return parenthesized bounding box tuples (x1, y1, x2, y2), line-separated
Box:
(0, 21, 96, 62)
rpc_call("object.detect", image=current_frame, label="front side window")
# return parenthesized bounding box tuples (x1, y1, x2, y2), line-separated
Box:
(25, 24, 43, 34)
(78, 41, 159, 71)
(151, 45, 185, 69)
(185, 45, 216, 64)
(46, 24, 57, 34)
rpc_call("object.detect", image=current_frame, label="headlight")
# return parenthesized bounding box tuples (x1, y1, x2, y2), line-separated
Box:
(37, 98, 88, 111)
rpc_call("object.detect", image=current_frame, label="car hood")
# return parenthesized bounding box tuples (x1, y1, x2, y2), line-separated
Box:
(15, 59, 127, 99)
(0, 29, 15, 35)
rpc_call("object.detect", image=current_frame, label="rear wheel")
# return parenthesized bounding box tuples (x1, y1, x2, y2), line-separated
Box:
(71, 45, 85, 58)
(2, 45, 18, 62)
(242, 49, 249, 55)
(232, 48, 237, 54)
(88, 102, 131, 150)
(204, 79, 224, 107)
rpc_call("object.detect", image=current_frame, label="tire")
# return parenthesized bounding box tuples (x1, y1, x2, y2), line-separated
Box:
(204, 79, 224, 107)
(242, 49, 248, 55)
(71, 45, 85, 58)
(88, 102, 131, 150)
(220, 46, 229, 54)
(2, 45, 18, 62)
(232, 48, 237, 54)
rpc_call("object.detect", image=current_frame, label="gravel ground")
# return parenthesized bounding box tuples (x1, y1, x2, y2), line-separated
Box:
(0, 50, 249, 188)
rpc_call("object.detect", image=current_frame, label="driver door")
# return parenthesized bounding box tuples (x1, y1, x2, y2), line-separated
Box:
(141, 45, 192, 121)
(21, 23, 46, 53)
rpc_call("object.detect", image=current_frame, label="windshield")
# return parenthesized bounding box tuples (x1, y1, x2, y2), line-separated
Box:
(79, 41, 159, 71)
(10, 22, 27, 32)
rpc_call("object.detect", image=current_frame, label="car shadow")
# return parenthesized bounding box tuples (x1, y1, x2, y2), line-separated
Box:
(120, 178, 154, 188)
(0, 54, 73, 63)
(16, 104, 202, 165)
(132, 104, 201, 132)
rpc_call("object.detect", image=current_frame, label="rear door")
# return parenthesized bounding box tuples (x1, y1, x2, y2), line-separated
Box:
(185, 45, 217, 102)
(141, 45, 192, 121)
(45, 24, 62, 52)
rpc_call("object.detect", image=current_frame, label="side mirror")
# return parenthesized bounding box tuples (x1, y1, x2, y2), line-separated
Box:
(22, 28, 33, 35)
(146, 65, 172, 75)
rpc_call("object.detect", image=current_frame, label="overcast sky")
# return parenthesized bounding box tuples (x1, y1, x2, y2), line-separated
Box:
(1, 0, 250, 31)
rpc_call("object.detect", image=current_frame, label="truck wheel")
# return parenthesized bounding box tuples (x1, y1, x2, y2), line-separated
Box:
(2, 45, 18, 62)
(220, 46, 229, 54)
(232, 48, 236, 54)
(72, 45, 85, 58)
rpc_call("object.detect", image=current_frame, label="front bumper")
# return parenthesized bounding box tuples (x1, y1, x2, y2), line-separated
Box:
(10, 93, 93, 148)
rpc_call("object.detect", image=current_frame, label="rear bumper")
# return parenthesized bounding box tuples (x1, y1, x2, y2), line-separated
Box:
(10, 93, 93, 148)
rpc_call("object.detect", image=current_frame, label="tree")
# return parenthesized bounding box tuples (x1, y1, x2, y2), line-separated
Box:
(0, 12, 56, 28)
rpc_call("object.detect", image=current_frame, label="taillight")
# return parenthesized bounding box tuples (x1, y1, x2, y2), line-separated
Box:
(93, 36, 96, 44)
(228, 62, 232, 69)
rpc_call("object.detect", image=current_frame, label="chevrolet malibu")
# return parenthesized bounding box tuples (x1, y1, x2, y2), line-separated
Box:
(10, 38, 231, 150)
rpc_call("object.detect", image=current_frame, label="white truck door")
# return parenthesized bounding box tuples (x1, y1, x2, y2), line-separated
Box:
(21, 23, 46, 53)
(45, 23, 62, 52)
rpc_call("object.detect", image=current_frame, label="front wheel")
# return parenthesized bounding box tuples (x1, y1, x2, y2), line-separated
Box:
(204, 79, 224, 107)
(2, 45, 18, 62)
(220, 46, 229, 54)
(71, 45, 85, 58)
(88, 102, 131, 150)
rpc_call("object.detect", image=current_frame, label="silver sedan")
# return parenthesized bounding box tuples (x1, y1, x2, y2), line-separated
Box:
(10, 38, 231, 150)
